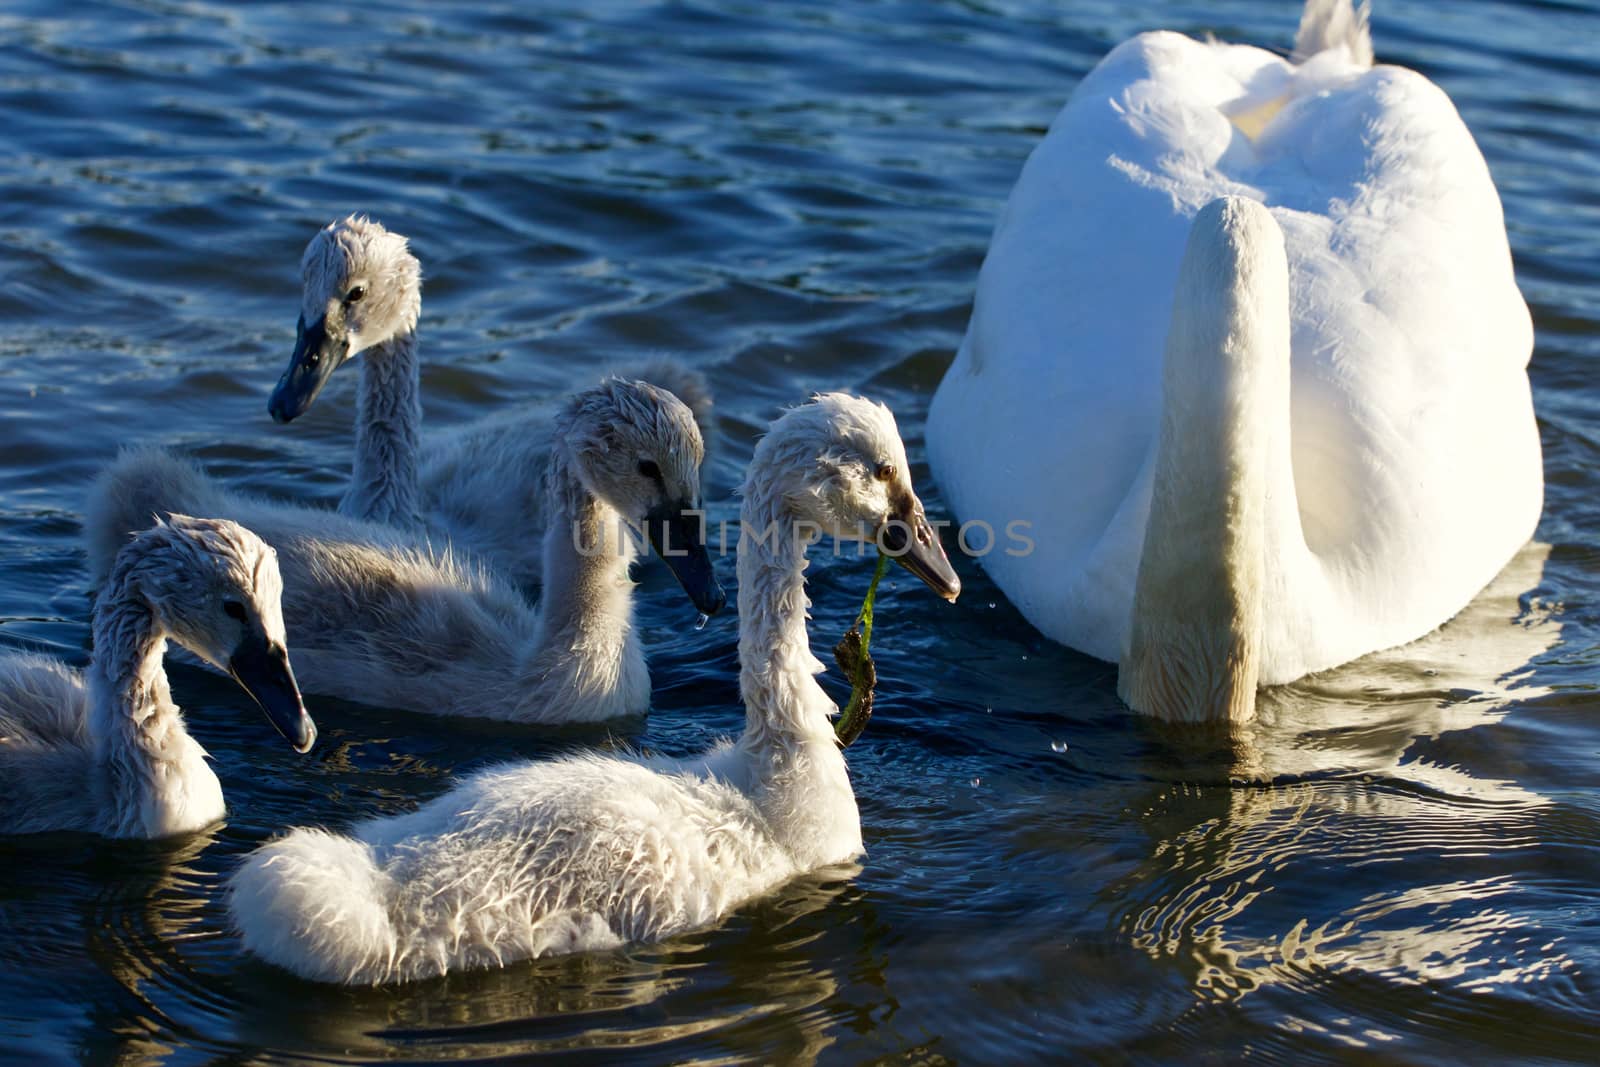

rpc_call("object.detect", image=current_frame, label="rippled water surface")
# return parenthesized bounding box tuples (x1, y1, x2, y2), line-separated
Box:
(2, 0, 1599, 1062)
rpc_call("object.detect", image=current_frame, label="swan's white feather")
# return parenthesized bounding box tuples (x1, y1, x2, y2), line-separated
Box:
(85, 377, 707, 723)
(4, 517, 308, 837)
(417, 355, 715, 583)
(1294, 0, 1372, 65)
(228, 393, 939, 984)
(0, 655, 102, 834)
(927, 4, 1540, 686)
(286, 216, 716, 584)
(230, 751, 791, 983)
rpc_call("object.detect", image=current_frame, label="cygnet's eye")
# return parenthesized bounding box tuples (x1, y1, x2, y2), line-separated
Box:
(637, 459, 663, 482)
(223, 600, 248, 622)
(876, 462, 897, 483)
(344, 285, 366, 305)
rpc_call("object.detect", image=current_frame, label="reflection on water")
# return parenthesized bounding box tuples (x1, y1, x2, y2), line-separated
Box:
(1, 0, 1599, 1062)
(226, 868, 862, 1063)
(1110, 542, 1582, 1030)
(1251, 540, 1561, 794)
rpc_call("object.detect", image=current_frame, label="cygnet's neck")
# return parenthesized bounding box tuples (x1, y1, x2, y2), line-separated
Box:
(734, 480, 836, 750)
(513, 447, 647, 721)
(1119, 197, 1299, 724)
(728, 469, 861, 869)
(343, 327, 422, 528)
(88, 563, 214, 837)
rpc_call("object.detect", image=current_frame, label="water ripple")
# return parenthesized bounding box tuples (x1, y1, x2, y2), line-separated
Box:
(1, 0, 1599, 1063)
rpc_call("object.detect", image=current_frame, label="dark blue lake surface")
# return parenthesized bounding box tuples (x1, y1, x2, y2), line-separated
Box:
(1, 0, 1598, 1062)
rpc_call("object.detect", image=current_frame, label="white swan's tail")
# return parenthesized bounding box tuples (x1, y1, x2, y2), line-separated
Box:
(85, 447, 226, 586)
(229, 828, 400, 985)
(1293, 0, 1373, 67)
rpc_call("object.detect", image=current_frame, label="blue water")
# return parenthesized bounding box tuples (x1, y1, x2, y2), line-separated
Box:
(1, 1, 1598, 1062)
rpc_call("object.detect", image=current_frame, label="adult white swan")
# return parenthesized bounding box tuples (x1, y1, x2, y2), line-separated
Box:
(85, 379, 724, 723)
(0, 515, 315, 838)
(268, 215, 714, 583)
(227, 393, 960, 983)
(926, 0, 1542, 721)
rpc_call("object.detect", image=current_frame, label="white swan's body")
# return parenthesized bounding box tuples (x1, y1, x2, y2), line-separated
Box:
(271, 216, 715, 584)
(926, 0, 1541, 718)
(0, 516, 314, 838)
(85, 380, 722, 724)
(227, 393, 960, 984)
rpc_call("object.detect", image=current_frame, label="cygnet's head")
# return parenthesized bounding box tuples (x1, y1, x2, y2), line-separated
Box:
(113, 515, 317, 753)
(268, 214, 421, 423)
(752, 393, 961, 602)
(553, 377, 727, 617)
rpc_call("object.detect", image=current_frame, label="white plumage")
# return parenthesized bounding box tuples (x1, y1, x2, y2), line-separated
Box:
(227, 393, 960, 984)
(84, 378, 722, 723)
(268, 215, 716, 584)
(926, 0, 1541, 720)
(0, 515, 314, 838)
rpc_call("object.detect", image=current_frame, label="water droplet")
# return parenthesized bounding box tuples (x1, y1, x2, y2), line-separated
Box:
(1050, 740, 1069, 754)
(694, 612, 710, 631)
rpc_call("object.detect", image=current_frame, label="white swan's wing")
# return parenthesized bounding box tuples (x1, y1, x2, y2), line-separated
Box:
(1260, 60, 1540, 679)
(928, 31, 1539, 677)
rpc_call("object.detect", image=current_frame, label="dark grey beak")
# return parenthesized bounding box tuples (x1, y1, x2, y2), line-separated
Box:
(645, 502, 727, 617)
(228, 630, 317, 753)
(268, 314, 346, 423)
(879, 495, 961, 602)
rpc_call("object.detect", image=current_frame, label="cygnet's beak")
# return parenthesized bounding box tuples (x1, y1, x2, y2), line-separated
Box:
(646, 501, 728, 617)
(879, 493, 961, 603)
(268, 314, 346, 423)
(228, 630, 317, 753)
